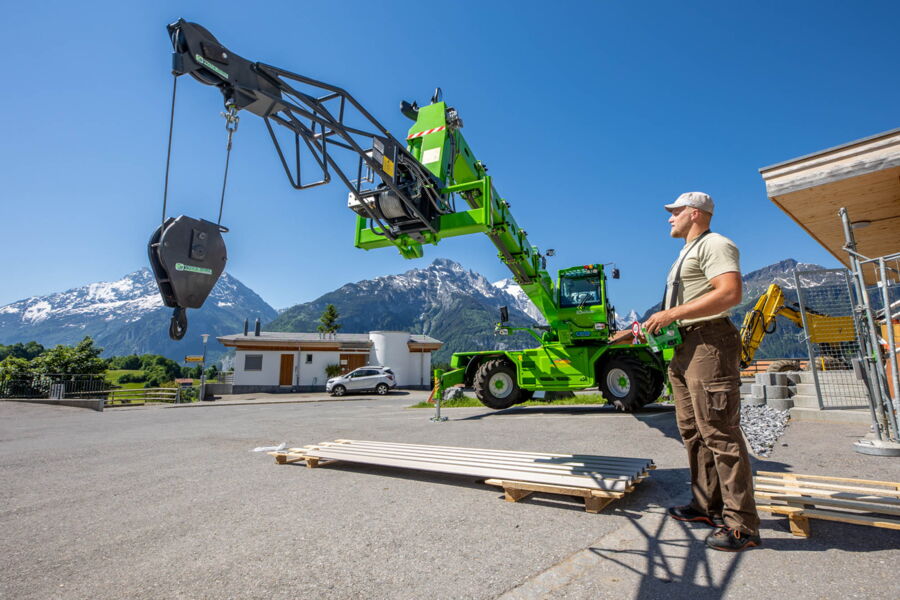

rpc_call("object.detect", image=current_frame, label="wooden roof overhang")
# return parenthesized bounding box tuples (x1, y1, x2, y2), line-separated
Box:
(219, 339, 372, 352)
(759, 128, 900, 284)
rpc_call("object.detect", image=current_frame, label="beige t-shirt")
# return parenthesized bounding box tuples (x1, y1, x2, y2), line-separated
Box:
(665, 232, 740, 326)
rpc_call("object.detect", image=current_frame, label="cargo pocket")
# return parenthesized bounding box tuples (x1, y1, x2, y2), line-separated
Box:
(702, 376, 740, 424)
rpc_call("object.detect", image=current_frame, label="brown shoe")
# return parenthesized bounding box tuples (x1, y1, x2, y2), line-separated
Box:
(705, 527, 761, 552)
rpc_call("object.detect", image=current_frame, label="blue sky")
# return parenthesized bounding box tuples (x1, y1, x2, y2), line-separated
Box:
(2, 1, 898, 315)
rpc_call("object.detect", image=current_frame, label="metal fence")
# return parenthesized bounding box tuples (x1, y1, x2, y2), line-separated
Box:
(794, 268, 868, 409)
(0, 374, 106, 399)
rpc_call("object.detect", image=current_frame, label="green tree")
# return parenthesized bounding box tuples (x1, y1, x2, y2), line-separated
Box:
(108, 354, 142, 370)
(0, 356, 34, 381)
(324, 363, 343, 378)
(0, 341, 45, 361)
(139, 355, 182, 381)
(317, 304, 342, 334)
(32, 337, 105, 376)
(205, 364, 219, 380)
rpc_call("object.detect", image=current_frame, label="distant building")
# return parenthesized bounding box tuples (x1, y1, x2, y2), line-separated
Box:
(217, 330, 442, 393)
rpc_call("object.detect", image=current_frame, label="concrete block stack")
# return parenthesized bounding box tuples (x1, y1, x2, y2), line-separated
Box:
(742, 371, 800, 411)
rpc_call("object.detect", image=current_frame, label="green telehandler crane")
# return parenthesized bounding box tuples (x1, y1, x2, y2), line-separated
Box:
(149, 19, 668, 411)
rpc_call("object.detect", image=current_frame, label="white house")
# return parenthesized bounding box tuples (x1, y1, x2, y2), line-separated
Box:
(217, 330, 442, 393)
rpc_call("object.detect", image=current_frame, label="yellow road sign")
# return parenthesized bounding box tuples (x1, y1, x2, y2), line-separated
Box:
(185, 356, 204, 363)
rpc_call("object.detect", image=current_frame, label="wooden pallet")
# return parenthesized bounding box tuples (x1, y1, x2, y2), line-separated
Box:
(270, 439, 654, 513)
(754, 471, 900, 537)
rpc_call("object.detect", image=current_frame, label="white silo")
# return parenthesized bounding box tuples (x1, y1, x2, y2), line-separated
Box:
(369, 331, 411, 386)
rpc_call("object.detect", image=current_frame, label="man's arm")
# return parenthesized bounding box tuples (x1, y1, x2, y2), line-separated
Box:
(642, 271, 742, 334)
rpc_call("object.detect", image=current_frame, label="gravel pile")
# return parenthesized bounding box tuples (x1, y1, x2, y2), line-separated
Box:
(740, 403, 790, 457)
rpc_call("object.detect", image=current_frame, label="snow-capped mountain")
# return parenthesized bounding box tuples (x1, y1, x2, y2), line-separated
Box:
(614, 309, 641, 330)
(269, 258, 539, 362)
(0, 268, 276, 360)
(492, 278, 547, 324)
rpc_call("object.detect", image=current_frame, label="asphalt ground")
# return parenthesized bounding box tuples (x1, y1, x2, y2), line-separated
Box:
(1, 395, 898, 599)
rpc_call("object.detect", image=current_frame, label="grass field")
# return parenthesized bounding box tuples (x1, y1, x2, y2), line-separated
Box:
(410, 393, 608, 409)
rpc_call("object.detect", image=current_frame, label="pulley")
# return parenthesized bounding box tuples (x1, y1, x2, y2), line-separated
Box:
(151, 70, 238, 341)
(148, 216, 227, 340)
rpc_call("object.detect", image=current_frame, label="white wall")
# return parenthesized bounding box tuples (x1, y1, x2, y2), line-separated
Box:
(232, 338, 433, 388)
(297, 351, 342, 387)
(233, 350, 281, 386)
(406, 351, 432, 387)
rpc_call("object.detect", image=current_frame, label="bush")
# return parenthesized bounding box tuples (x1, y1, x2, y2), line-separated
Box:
(117, 372, 147, 384)
(108, 354, 142, 370)
(324, 363, 343, 378)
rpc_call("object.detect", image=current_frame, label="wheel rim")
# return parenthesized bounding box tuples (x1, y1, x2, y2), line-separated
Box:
(377, 384, 387, 395)
(489, 372, 514, 399)
(606, 368, 631, 398)
(334, 386, 345, 396)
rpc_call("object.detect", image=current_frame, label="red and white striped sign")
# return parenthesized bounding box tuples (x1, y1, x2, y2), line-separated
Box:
(406, 125, 446, 140)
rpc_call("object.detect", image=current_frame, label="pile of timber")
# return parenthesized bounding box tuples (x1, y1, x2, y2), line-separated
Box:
(270, 439, 654, 513)
(754, 471, 900, 537)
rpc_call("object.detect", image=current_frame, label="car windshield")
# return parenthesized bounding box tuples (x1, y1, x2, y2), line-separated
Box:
(559, 276, 601, 308)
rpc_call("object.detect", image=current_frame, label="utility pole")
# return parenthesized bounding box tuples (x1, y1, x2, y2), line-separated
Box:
(200, 333, 210, 401)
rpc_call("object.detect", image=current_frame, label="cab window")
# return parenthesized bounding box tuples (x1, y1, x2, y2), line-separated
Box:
(559, 277, 601, 308)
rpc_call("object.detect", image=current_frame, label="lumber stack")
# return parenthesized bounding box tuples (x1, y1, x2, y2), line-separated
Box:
(270, 439, 654, 513)
(754, 471, 900, 537)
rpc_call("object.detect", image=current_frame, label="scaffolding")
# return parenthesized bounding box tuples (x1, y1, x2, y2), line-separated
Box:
(840, 208, 900, 455)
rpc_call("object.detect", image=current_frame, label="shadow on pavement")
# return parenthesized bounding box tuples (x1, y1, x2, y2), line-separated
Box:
(455, 404, 675, 421)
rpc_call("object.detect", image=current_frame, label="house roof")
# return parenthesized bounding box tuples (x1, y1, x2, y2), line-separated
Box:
(217, 331, 442, 349)
(759, 127, 900, 284)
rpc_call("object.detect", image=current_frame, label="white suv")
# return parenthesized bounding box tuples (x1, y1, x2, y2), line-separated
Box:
(326, 366, 396, 396)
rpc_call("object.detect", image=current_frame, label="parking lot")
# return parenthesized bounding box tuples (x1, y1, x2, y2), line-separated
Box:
(2, 395, 898, 599)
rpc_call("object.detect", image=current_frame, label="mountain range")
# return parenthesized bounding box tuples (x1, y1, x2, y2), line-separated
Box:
(0, 269, 276, 361)
(0, 257, 841, 365)
(268, 258, 540, 363)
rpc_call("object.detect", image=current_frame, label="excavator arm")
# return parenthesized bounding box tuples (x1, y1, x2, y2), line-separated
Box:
(739, 283, 856, 368)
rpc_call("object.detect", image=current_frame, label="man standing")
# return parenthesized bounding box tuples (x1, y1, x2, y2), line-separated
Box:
(643, 191, 760, 552)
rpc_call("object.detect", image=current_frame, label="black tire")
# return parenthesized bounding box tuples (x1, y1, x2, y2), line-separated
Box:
(598, 354, 655, 411)
(473, 359, 527, 409)
(331, 385, 346, 397)
(375, 383, 389, 395)
(807, 356, 848, 371)
(767, 359, 802, 373)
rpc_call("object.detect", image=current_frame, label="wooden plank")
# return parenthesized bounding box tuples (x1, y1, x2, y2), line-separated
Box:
(484, 479, 622, 513)
(312, 443, 642, 478)
(754, 484, 900, 507)
(303, 445, 638, 484)
(799, 508, 900, 531)
(299, 441, 650, 491)
(758, 493, 900, 516)
(756, 471, 900, 489)
(333, 439, 654, 469)
(754, 476, 900, 498)
(317, 441, 647, 473)
(484, 479, 624, 499)
(301, 447, 633, 491)
(758, 502, 900, 531)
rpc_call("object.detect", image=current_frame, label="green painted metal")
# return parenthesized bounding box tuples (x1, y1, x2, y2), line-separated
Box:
(352, 95, 668, 405)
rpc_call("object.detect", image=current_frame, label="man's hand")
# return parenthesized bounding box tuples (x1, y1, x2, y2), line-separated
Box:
(643, 309, 676, 335)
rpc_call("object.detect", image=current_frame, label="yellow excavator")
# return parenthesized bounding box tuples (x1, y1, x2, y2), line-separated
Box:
(739, 283, 857, 371)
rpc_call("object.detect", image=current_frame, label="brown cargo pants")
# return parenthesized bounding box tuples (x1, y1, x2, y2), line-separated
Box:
(668, 317, 759, 534)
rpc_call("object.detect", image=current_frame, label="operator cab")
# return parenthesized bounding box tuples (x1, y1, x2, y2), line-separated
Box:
(559, 275, 601, 308)
(556, 265, 611, 340)
(559, 265, 605, 309)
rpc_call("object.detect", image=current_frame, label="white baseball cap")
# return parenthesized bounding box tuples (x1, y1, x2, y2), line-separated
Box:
(665, 191, 714, 215)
